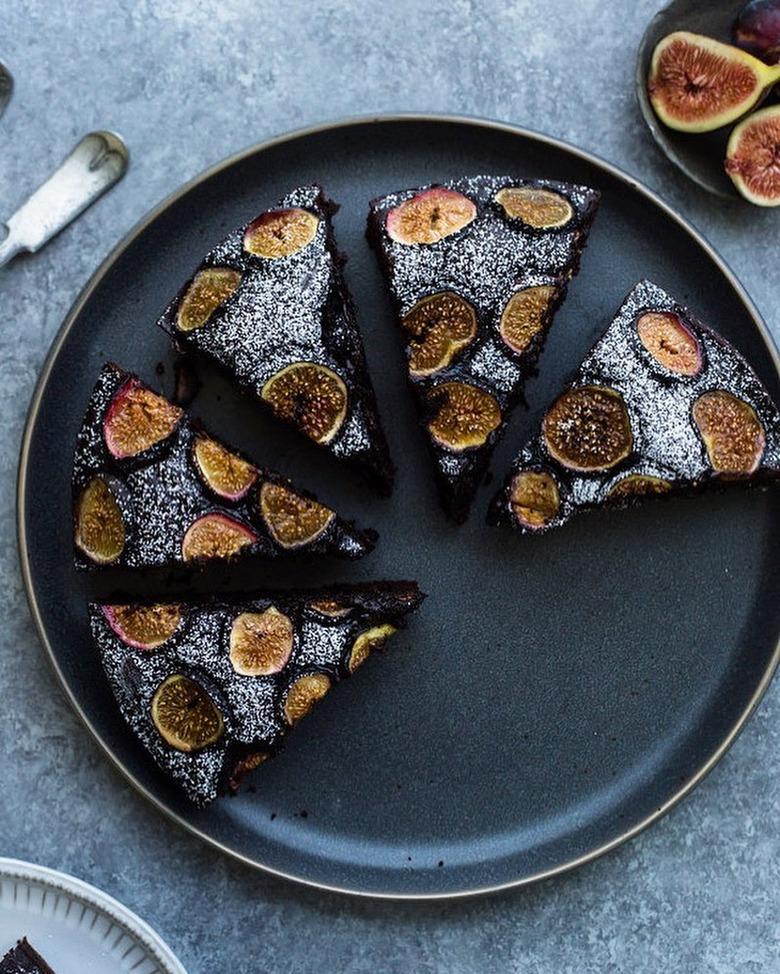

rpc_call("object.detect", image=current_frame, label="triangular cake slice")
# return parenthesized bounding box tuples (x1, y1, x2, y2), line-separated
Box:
(91, 582, 424, 806)
(73, 364, 377, 570)
(367, 174, 600, 521)
(157, 184, 394, 493)
(489, 280, 780, 533)
(0, 940, 57, 974)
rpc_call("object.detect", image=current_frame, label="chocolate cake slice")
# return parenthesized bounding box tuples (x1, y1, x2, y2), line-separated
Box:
(91, 582, 424, 805)
(0, 940, 56, 974)
(73, 363, 376, 570)
(367, 174, 600, 521)
(157, 184, 394, 493)
(489, 280, 780, 533)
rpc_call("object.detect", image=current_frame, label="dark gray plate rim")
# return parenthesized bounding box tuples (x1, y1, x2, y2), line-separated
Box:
(16, 112, 780, 900)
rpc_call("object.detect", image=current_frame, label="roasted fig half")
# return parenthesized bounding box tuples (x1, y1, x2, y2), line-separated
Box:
(348, 624, 396, 673)
(243, 208, 319, 259)
(499, 286, 558, 354)
(543, 386, 632, 472)
(227, 752, 269, 794)
(386, 188, 476, 245)
(636, 311, 702, 375)
(103, 603, 182, 650)
(229, 607, 294, 676)
(692, 389, 765, 475)
(151, 674, 224, 752)
(402, 292, 477, 376)
(175, 267, 241, 332)
(733, 0, 780, 64)
(193, 436, 258, 501)
(726, 104, 780, 206)
(103, 378, 182, 459)
(261, 362, 348, 444)
(75, 476, 126, 565)
(509, 470, 560, 530)
(495, 187, 573, 229)
(259, 481, 335, 549)
(309, 599, 351, 618)
(427, 381, 502, 451)
(607, 474, 673, 500)
(181, 512, 258, 562)
(284, 673, 331, 724)
(647, 31, 780, 132)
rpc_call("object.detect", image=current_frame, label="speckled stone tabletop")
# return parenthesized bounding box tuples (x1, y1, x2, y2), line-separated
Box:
(1, 1, 778, 971)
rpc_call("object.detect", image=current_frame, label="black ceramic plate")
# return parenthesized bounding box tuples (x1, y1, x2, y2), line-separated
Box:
(18, 115, 780, 898)
(636, 0, 759, 199)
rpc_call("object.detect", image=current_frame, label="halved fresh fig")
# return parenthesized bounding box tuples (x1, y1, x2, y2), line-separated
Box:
(647, 31, 780, 133)
(348, 624, 397, 673)
(229, 607, 294, 676)
(386, 188, 476, 245)
(261, 362, 348, 444)
(636, 311, 702, 375)
(543, 386, 633, 472)
(607, 474, 673, 499)
(692, 389, 765, 474)
(725, 104, 780, 206)
(402, 292, 477, 376)
(499, 286, 558, 354)
(181, 512, 257, 562)
(102, 603, 182, 650)
(151, 674, 224, 752)
(75, 476, 126, 564)
(509, 470, 560, 530)
(175, 267, 241, 332)
(495, 187, 573, 229)
(103, 378, 182, 459)
(227, 751, 268, 793)
(733, 0, 780, 64)
(259, 481, 334, 549)
(284, 673, 331, 724)
(193, 435, 258, 501)
(427, 382, 501, 451)
(243, 208, 319, 258)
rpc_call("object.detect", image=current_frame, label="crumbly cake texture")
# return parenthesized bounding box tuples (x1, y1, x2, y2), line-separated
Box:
(72, 363, 377, 570)
(367, 174, 600, 522)
(157, 184, 394, 493)
(0, 940, 57, 974)
(91, 582, 424, 806)
(489, 280, 780, 533)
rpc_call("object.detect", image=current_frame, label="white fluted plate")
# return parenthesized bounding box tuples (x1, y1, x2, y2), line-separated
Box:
(0, 859, 186, 974)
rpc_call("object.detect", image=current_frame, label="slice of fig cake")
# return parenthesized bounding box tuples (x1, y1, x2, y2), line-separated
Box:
(91, 582, 424, 806)
(489, 280, 780, 534)
(0, 939, 58, 974)
(73, 364, 377, 570)
(368, 174, 600, 522)
(157, 184, 394, 493)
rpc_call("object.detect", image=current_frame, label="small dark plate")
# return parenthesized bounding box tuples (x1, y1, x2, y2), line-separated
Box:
(18, 115, 780, 898)
(636, 0, 756, 199)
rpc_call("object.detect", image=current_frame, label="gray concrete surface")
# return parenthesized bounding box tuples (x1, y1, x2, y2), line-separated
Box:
(1, 1, 778, 971)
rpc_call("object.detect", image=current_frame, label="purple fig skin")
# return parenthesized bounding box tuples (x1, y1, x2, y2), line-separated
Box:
(733, 0, 780, 64)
